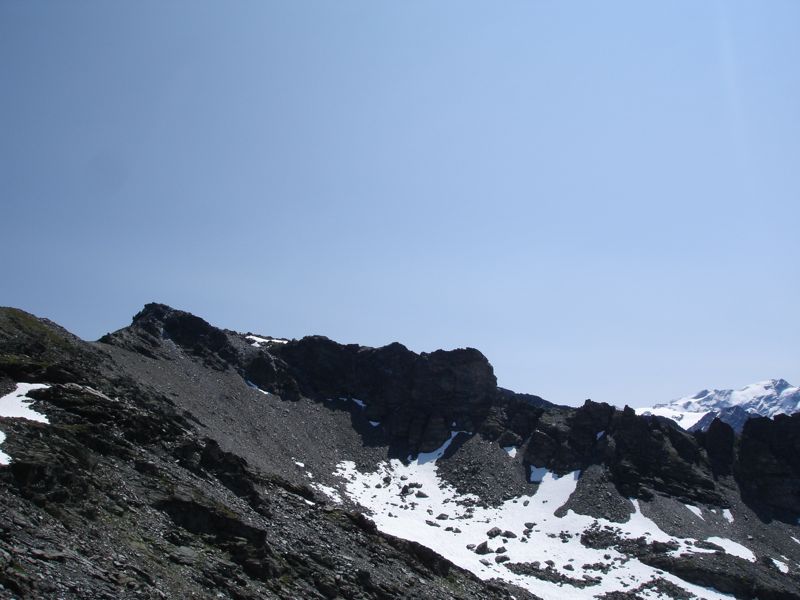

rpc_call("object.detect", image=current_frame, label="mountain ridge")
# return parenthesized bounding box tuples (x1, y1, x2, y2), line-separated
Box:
(0, 303, 798, 599)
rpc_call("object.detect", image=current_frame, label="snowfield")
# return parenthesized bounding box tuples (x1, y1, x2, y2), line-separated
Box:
(314, 434, 748, 600)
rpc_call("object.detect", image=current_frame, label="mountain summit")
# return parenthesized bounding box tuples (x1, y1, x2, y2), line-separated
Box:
(636, 379, 800, 432)
(0, 305, 799, 599)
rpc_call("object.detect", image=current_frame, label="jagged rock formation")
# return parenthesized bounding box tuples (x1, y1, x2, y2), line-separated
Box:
(1, 303, 799, 599)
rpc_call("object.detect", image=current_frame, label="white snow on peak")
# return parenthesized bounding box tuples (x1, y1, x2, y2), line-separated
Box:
(633, 405, 710, 430)
(316, 434, 742, 600)
(681, 379, 800, 416)
(246, 334, 288, 347)
(636, 378, 799, 430)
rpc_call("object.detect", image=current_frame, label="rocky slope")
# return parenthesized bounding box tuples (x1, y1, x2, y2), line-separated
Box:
(636, 379, 800, 433)
(0, 304, 798, 599)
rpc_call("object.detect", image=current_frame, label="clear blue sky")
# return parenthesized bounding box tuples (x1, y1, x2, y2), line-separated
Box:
(2, 1, 798, 407)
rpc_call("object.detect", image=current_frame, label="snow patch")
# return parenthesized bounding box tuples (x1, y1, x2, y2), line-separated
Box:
(0, 383, 52, 467)
(685, 504, 704, 520)
(245, 380, 270, 395)
(246, 335, 288, 346)
(634, 406, 709, 430)
(771, 558, 789, 573)
(502, 446, 518, 458)
(369, 421, 381, 427)
(312, 483, 342, 504)
(294, 461, 305, 468)
(0, 431, 10, 466)
(706, 537, 756, 562)
(0, 383, 50, 423)
(596, 430, 605, 440)
(722, 509, 734, 524)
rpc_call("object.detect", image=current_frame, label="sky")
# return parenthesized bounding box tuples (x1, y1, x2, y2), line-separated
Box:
(2, 1, 798, 408)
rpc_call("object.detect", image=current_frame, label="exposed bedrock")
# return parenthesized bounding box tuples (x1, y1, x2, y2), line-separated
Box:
(734, 413, 800, 517)
(275, 336, 498, 453)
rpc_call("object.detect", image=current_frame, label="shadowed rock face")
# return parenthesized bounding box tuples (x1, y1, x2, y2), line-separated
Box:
(735, 413, 800, 516)
(692, 414, 800, 517)
(275, 337, 498, 453)
(120, 303, 240, 369)
(521, 401, 723, 505)
(696, 417, 736, 477)
(604, 407, 719, 503)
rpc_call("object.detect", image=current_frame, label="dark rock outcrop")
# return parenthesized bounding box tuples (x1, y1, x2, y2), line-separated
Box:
(735, 413, 800, 516)
(603, 406, 721, 504)
(695, 418, 735, 477)
(274, 337, 498, 453)
(518, 399, 723, 505)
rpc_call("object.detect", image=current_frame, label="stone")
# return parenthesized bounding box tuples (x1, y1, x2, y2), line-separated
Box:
(169, 546, 198, 566)
(486, 527, 502, 538)
(474, 541, 492, 555)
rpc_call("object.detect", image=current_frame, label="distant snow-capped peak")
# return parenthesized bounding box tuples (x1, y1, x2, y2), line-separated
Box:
(635, 378, 800, 431)
(670, 379, 799, 417)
